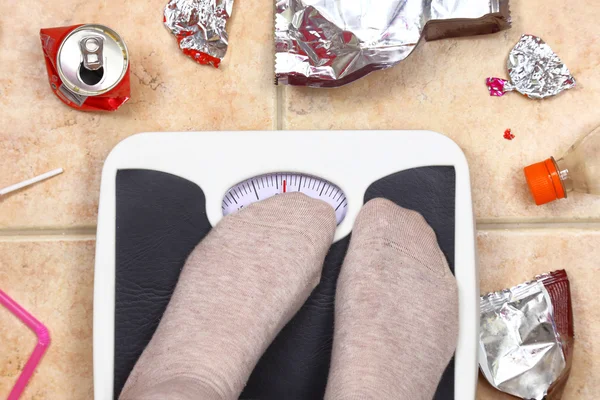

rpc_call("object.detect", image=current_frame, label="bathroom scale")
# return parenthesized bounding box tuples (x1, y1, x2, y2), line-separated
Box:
(93, 130, 478, 400)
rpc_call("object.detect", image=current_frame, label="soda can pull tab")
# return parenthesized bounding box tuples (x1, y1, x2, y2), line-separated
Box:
(79, 36, 104, 71)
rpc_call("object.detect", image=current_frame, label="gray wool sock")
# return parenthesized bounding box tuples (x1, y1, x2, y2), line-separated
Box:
(325, 198, 458, 400)
(119, 193, 336, 400)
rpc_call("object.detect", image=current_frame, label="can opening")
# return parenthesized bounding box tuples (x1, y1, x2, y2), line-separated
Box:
(79, 63, 104, 86)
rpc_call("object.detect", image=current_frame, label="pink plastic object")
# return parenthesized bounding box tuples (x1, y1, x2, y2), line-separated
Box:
(486, 77, 509, 96)
(0, 289, 50, 400)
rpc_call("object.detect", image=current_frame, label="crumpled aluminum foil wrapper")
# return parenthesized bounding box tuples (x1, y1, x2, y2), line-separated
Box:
(164, 0, 233, 68)
(486, 34, 576, 98)
(479, 270, 573, 400)
(275, 0, 511, 87)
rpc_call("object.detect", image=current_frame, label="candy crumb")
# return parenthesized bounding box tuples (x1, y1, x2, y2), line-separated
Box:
(504, 129, 515, 140)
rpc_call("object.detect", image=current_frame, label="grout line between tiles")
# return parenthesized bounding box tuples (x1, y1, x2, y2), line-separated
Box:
(0, 227, 96, 242)
(275, 84, 284, 130)
(0, 221, 599, 242)
(0, 234, 96, 242)
(477, 221, 600, 231)
(273, 0, 283, 132)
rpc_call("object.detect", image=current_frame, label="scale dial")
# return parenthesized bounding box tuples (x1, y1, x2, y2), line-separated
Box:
(222, 173, 348, 224)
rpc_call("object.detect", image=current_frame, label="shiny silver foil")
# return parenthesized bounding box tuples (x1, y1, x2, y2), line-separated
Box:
(479, 280, 566, 400)
(275, 0, 511, 87)
(487, 34, 576, 98)
(164, 0, 233, 66)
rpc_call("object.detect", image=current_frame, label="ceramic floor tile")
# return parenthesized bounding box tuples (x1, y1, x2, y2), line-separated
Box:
(0, 0, 276, 229)
(1, 231, 597, 398)
(476, 229, 600, 399)
(282, 0, 600, 221)
(0, 240, 95, 399)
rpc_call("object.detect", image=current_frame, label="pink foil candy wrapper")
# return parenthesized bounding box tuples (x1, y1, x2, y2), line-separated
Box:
(486, 34, 576, 98)
(275, 0, 511, 87)
(486, 77, 514, 96)
(164, 0, 233, 68)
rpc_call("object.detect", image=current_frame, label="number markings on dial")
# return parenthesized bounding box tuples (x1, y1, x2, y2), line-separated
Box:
(222, 173, 347, 224)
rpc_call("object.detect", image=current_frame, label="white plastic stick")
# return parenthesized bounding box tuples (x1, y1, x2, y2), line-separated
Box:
(0, 168, 64, 196)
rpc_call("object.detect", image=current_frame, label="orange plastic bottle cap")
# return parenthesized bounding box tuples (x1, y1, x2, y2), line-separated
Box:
(523, 158, 566, 205)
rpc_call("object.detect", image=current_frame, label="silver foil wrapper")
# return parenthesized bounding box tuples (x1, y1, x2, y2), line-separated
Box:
(164, 0, 233, 67)
(486, 34, 576, 98)
(275, 0, 511, 87)
(479, 279, 566, 400)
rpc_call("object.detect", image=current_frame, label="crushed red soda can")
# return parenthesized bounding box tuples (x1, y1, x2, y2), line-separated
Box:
(163, 0, 233, 68)
(486, 34, 576, 99)
(40, 24, 130, 111)
(479, 270, 574, 400)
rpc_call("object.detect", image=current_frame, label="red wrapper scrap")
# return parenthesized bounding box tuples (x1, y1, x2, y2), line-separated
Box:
(164, 0, 233, 68)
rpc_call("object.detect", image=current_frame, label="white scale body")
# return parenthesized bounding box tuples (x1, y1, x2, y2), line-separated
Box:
(94, 130, 478, 399)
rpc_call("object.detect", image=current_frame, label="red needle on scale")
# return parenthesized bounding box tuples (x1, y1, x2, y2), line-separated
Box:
(283, 179, 287, 193)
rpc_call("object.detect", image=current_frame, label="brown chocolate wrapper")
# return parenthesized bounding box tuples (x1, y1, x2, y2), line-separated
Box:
(480, 269, 574, 400)
(537, 270, 574, 400)
(424, 0, 511, 41)
(275, 0, 511, 87)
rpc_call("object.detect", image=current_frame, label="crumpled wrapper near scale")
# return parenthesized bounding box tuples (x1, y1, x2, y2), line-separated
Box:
(486, 34, 576, 98)
(479, 270, 574, 400)
(164, 0, 233, 68)
(275, 0, 511, 87)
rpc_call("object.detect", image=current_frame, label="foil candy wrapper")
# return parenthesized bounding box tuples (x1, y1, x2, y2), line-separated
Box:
(480, 270, 574, 400)
(275, 0, 511, 87)
(164, 0, 233, 67)
(486, 34, 576, 98)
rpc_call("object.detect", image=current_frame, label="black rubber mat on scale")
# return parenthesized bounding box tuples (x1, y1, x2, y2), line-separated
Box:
(113, 167, 456, 399)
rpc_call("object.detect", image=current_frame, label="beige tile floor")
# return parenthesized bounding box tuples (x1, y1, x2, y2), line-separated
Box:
(0, 0, 599, 399)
